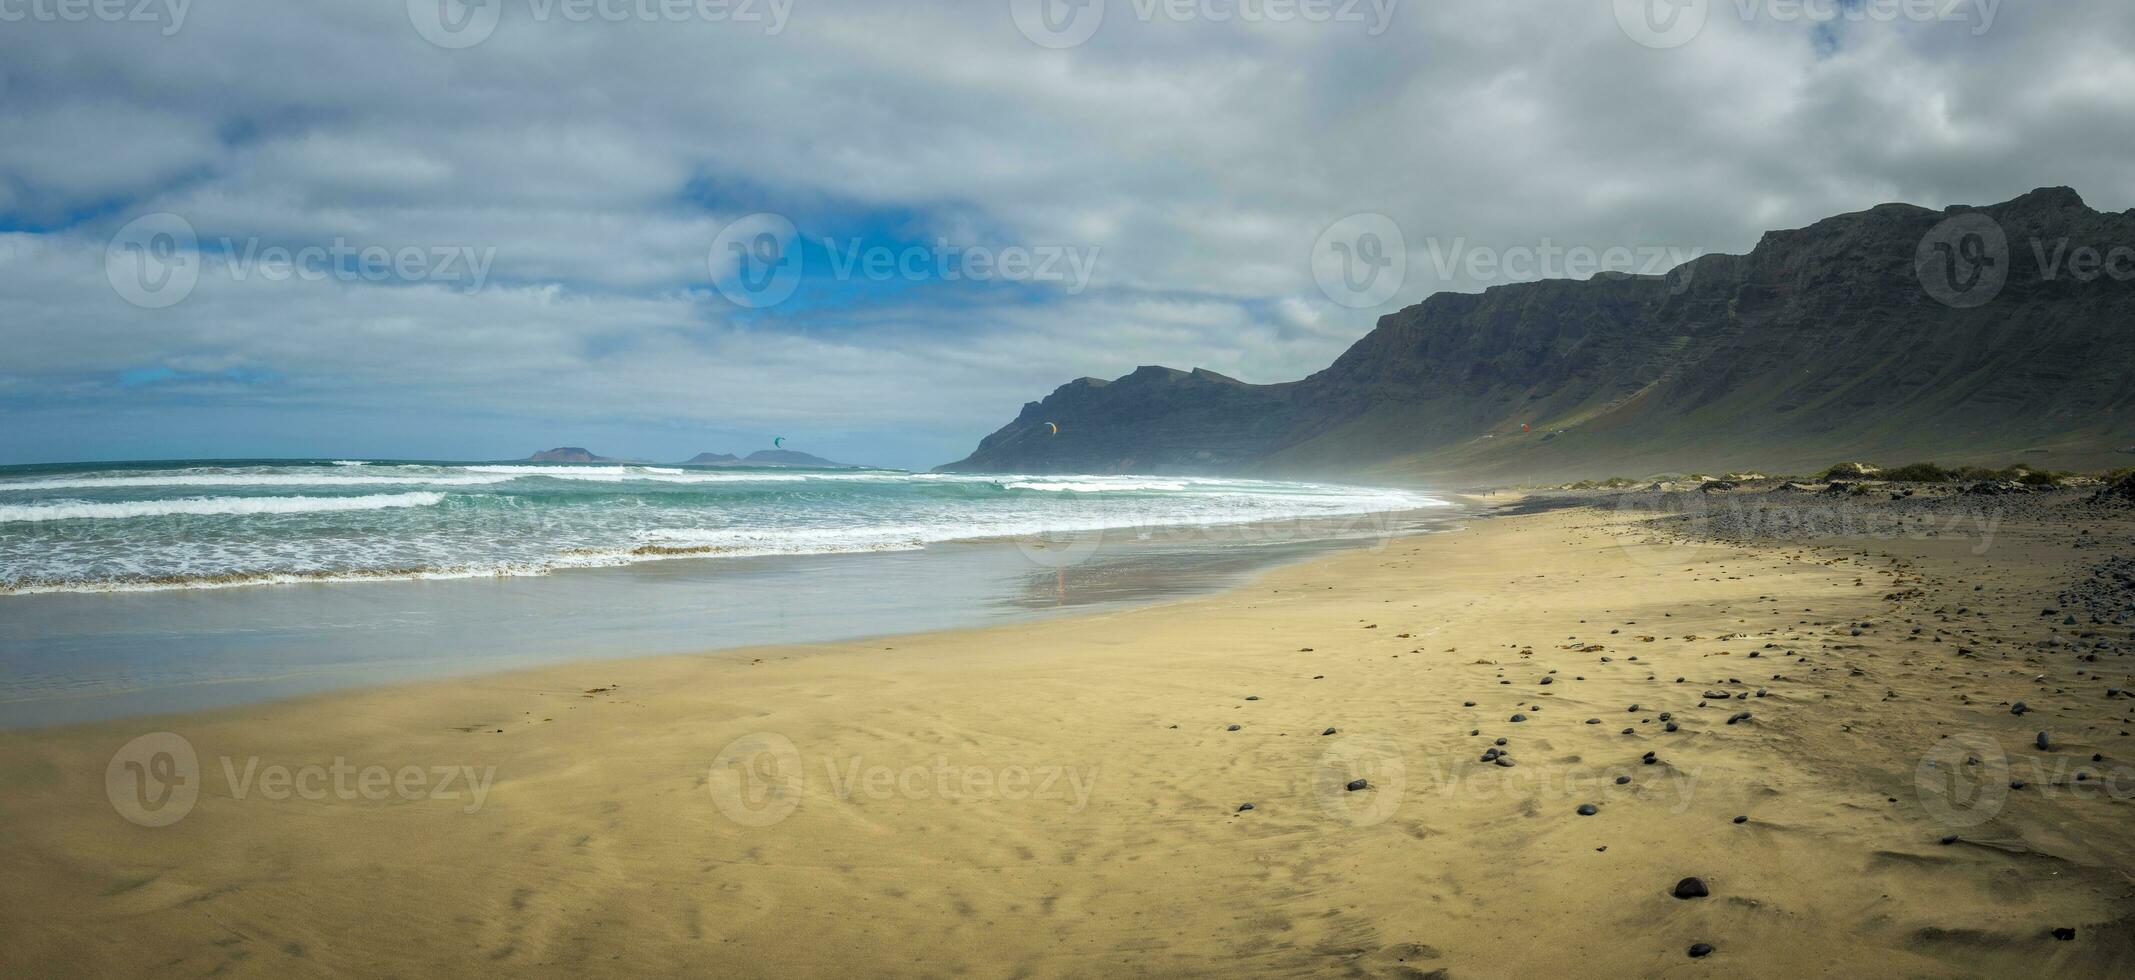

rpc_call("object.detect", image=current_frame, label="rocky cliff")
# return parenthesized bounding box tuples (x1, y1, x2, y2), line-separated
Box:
(940, 188, 2135, 481)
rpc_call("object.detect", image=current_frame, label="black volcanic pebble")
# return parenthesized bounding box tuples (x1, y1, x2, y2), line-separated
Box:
(1321, 727, 1337, 736)
(1587, 718, 1601, 725)
(1463, 701, 1476, 707)
(1245, 695, 1260, 701)
(1494, 755, 1516, 767)
(1940, 834, 1959, 845)
(1577, 803, 1599, 816)
(2037, 731, 2052, 750)
(1495, 738, 1507, 746)
(2053, 927, 2076, 941)
(1641, 751, 1658, 765)
(1226, 724, 1242, 732)
(1688, 943, 1715, 959)
(1615, 775, 1631, 785)
(1540, 676, 1553, 685)
(1732, 815, 1748, 824)
(1664, 721, 1679, 733)
(1672, 877, 1709, 899)
(1237, 803, 1254, 812)
(1345, 778, 1369, 792)
(2011, 701, 2028, 715)
(1481, 748, 1501, 762)
(1726, 712, 1752, 725)
(1510, 713, 1528, 722)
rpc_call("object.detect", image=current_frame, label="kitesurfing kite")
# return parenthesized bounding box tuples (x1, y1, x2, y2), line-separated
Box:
(773, 436, 785, 448)
(1044, 422, 1059, 435)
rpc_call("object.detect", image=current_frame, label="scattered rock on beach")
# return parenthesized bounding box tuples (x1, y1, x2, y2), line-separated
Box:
(1672, 877, 1709, 899)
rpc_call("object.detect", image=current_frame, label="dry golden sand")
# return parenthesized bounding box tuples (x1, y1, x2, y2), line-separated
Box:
(4, 502, 2135, 978)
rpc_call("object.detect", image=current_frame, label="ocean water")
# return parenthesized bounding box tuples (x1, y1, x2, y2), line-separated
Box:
(0, 460, 1444, 594)
(0, 460, 1454, 727)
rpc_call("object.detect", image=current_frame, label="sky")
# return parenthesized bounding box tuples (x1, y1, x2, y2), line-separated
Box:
(1, 0, 2130, 470)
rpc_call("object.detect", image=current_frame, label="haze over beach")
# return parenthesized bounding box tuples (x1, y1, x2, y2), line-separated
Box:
(4, 1, 2135, 978)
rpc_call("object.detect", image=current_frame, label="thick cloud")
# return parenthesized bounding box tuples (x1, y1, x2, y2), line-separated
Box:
(1, 0, 2128, 467)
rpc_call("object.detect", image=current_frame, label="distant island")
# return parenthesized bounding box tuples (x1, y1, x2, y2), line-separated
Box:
(525, 447, 859, 468)
(526, 447, 614, 463)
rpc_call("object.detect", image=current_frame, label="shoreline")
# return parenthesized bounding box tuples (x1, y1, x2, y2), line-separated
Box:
(5, 495, 2133, 977)
(0, 504, 1471, 730)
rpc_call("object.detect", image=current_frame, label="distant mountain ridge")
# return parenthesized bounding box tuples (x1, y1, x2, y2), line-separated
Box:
(685, 449, 857, 468)
(941, 187, 2135, 481)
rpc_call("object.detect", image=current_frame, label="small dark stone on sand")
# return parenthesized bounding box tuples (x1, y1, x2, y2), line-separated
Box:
(1345, 778, 1369, 792)
(2037, 731, 2052, 750)
(1510, 713, 1527, 722)
(2011, 701, 2028, 715)
(1940, 834, 1959, 845)
(1463, 701, 1476, 707)
(1732, 815, 1748, 824)
(1321, 728, 1337, 736)
(1577, 803, 1599, 815)
(1672, 877, 1709, 899)
(2052, 927, 2076, 941)
(1237, 803, 1254, 812)
(1688, 943, 1714, 958)
(1226, 724, 1242, 732)
(1615, 775, 1631, 785)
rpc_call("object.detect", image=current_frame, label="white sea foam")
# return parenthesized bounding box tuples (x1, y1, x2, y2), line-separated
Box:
(0, 492, 447, 523)
(0, 473, 514, 491)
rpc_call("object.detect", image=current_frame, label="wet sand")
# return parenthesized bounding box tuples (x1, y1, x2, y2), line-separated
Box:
(4, 496, 2134, 977)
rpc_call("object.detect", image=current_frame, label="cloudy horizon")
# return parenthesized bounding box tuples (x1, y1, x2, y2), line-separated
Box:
(3, 0, 2129, 469)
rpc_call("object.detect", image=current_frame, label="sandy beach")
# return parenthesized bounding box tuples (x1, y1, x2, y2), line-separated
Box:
(5, 495, 2134, 978)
